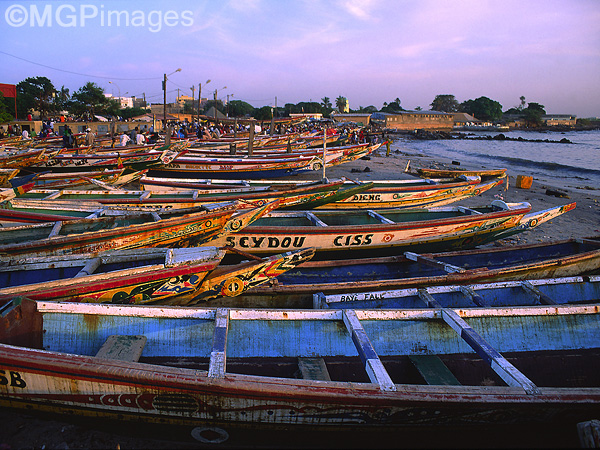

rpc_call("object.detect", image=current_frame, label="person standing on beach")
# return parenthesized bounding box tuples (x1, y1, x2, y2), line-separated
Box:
(62, 126, 74, 149)
(84, 128, 95, 146)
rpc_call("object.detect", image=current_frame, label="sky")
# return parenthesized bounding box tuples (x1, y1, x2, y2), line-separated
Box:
(1, 0, 600, 117)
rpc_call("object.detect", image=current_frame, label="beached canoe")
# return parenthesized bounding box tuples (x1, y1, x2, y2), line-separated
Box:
(416, 167, 507, 179)
(139, 174, 505, 209)
(0, 148, 49, 169)
(317, 175, 505, 209)
(0, 200, 276, 257)
(0, 168, 19, 186)
(0, 298, 598, 446)
(148, 154, 321, 179)
(0, 247, 315, 305)
(314, 274, 600, 309)
(211, 200, 576, 259)
(234, 238, 600, 308)
(0, 180, 373, 224)
(184, 142, 370, 160)
(0, 183, 34, 203)
(27, 146, 182, 173)
(8, 169, 147, 191)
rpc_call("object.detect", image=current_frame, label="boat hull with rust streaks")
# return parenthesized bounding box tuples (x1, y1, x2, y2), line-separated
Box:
(0, 299, 598, 446)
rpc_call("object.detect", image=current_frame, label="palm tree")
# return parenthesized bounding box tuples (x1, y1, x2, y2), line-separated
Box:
(335, 96, 347, 112)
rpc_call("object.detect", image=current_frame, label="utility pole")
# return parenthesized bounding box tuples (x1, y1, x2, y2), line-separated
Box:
(214, 89, 218, 124)
(190, 86, 195, 122)
(197, 80, 211, 124)
(162, 68, 182, 130)
(162, 73, 167, 130)
(197, 83, 201, 123)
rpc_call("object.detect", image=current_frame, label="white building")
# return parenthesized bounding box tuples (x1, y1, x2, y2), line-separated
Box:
(104, 93, 134, 109)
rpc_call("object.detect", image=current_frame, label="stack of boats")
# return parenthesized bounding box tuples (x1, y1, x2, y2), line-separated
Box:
(0, 128, 598, 446)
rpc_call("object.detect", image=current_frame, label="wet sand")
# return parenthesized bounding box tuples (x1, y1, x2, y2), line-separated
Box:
(1, 145, 599, 449)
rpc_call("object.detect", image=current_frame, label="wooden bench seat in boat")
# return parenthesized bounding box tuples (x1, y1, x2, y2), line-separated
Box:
(95, 335, 147, 362)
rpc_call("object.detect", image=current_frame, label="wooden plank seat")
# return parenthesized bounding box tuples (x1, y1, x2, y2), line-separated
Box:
(409, 355, 461, 386)
(520, 280, 558, 305)
(305, 211, 328, 227)
(298, 357, 331, 381)
(95, 335, 147, 362)
(48, 221, 63, 238)
(367, 210, 395, 224)
(405, 252, 466, 274)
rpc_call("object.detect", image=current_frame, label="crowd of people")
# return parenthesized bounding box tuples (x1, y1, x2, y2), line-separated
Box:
(1, 115, 382, 150)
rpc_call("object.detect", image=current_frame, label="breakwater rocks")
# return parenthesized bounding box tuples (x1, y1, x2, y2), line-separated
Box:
(405, 129, 573, 143)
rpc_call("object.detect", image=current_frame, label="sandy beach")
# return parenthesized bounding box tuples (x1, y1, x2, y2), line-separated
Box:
(1, 144, 598, 449)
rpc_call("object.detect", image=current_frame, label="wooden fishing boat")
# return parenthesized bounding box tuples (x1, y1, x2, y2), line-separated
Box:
(0, 246, 314, 306)
(184, 142, 374, 162)
(319, 175, 505, 209)
(149, 154, 320, 179)
(0, 168, 19, 186)
(210, 201, 576, 259)
(0, 148, 49, 169)
(139, 175, 505, 210)
(0, 136, 23, 146)
(0, 180, 372, 223)
(8, 168, 147, 190)
(0, 182, 34, 203)
(236, 237, 600, 308)
(0, 298, 598, 446)
(27, 146, 182, 173)
(314, 274, 600, 309)
(0, 200, 276, 257)
(416, 167, 507, 179)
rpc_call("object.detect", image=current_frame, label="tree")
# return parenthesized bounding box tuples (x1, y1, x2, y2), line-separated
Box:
(519, 96, 526, 111)
(320, 97, 333, 117)
(380, 98, 403, 113)
(119, 107, 148, 120)
(16, 76, 56, 119)
(253, 106, 273, 121)
(503, 107, 521, 115)
(430, 94, 459, 112)
(53, 85, 70, 113)
(525, 102, 545, 113)
(361, 105, 378, 113)
(335, 96, 347, 112)
(0, 93, 14, 123)
(204, 99, 225, 115)
(69, 82, 115, 118)
(296, 102, 322, 114)
(522, 102, 546, 127)
(227, 100, 254, 117)
(460, 96, 503, 121)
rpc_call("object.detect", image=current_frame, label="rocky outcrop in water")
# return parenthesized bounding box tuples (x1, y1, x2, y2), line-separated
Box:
(404, 129, 573, 143)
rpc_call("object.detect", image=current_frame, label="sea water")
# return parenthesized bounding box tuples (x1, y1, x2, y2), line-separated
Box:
(393, 129, 600, 189)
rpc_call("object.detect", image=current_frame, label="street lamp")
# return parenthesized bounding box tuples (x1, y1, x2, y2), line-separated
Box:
(214, 86, 227, 122)
(108, 81, 120, 99)
(226, 93, 234, 117)
(198, 79, 211, 123)
(162, 68, 182, 129)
